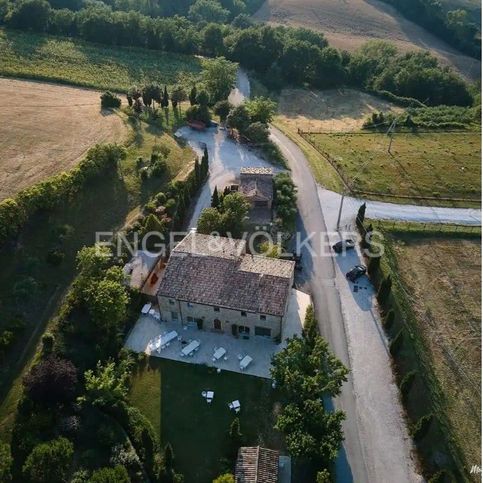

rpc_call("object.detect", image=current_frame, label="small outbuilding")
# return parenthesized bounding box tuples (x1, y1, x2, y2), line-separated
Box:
(235, 446, 279, 483)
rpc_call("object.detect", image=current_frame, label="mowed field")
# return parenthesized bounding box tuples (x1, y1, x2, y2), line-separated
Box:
(0, 78, 128, 200)
(304, 131, 481, 202)
(253, 0, 481, 80)
(387, 231, 481, 472)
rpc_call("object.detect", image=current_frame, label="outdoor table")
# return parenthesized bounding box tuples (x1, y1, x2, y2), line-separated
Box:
(229, 400, 241, 412)
(213, 347, 226, 361)
(158, 330, 178, 348)
(239, 355, 253, 370)
(141, 303, 151, 314)
(206, 391, 214, 399)
(181, 340, 200, 356)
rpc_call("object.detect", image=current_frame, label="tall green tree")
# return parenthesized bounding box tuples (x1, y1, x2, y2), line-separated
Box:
(161, 85, 169, 108)
(201, 57, 238, 103)
(220, 192, 249, 238)
(211, 186, 220, 208)
(0, 443, 12, 482)
(246, 96, 277, 124)
(22, 438, 74, 483)
(197, 207, 222, 234)
(83, 358, 132, 408)
(189, 85, 198, 106)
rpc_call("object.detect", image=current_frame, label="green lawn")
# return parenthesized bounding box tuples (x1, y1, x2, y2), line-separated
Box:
(0, 28, 202, 91)
(0, 117, 194, 441)
(304, 132, 481, 204)
(129, 358, 284, 482)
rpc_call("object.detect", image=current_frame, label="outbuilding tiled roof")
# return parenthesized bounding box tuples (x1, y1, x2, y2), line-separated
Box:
(235, 446, 279, 483)
(240, 167, 273, 175)
(158, 233, 294, 317)
(239, 177, 273, 202)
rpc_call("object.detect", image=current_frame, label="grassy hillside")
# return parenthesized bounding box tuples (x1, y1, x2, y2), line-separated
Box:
(0, 115, 194, 441)
(0, 28, 202, 91)
(303, 131, 481, 204)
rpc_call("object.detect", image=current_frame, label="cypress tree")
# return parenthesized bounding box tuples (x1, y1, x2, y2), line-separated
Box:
(201, 147, 209, 178)
(211, 186, 220, 209)
(302, 305, 318, 348)
(162, 85, 169, 108)
(356, 202, 366, 230)
(194, 158, 201, 186)
(389, 328, 403, 356)
(377, 275, 392, 304)
(367, 254, 381, 277)
(411, 414, 432, 442)
(189, 85, 197, 106)
(383, 309, 395, 330)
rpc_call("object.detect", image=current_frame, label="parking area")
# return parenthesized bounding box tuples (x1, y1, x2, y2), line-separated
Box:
(125, 289, 311, 379)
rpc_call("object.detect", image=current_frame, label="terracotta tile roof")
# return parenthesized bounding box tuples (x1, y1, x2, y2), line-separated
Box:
(158, 234, 294, 316)
(240, 167, 273, 175)
(239, 177, 273, 202)
(235, 446, 279, 483)
(173, 232, 246, 259)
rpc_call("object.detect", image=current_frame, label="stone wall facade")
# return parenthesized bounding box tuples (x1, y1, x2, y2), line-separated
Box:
(158, 294, 286, 340)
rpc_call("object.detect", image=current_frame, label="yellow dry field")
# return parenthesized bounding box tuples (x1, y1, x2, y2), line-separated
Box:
(253, 0, 481, 80)
(394, 236, 481, 467)
(0, 78, 128, 201)
(277, 87, 402, 132)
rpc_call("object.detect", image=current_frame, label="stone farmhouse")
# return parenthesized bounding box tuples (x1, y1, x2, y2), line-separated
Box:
(239, 167, 274, 209)
(157, 232, 295, 340)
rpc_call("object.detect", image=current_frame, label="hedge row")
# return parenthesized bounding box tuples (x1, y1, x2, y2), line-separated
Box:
(371, 89, 427, 108)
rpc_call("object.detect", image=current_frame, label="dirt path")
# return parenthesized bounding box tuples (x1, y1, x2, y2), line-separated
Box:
(253, 0, 481, 80)
(0, 78, 128, 201)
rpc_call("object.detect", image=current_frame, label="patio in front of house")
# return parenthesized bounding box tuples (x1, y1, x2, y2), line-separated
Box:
(125, 289, 311, 379)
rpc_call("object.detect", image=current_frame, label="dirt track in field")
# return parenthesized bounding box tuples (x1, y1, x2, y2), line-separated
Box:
(0, 78, 128, 201)
(253, 0, 481, 80)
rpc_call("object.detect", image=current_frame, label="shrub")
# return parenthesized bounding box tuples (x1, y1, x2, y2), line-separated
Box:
(101, 91, 121, 109)
(46, 248, 65, 266)
(151, 159, 168, 177)
(411, 414, 433, 442)
(22, 437, 74, 483)
(23, 356, 78, 405)
(244, 122, 269, 144)
(389, 329, 404, 356)
(383, 309, 395, 330)
(399, 370, 417, 401)
(377, 275, 392, 304)
(367, 254, 381, 276)
(0, 330, 15, 356)
(41, 332, 55, 354)
(213, 474, 235, 483)
(90, 466, 130, 483)
(428, 469, 455, 483)
(97, 423, 118, 449)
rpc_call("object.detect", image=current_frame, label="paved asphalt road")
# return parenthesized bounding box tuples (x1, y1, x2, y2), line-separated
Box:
(270, 126, 421, 483)
(319, 188, 481, 226)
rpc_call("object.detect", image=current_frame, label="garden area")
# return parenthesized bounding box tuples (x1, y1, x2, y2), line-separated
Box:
(129, 358, 283, 482)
